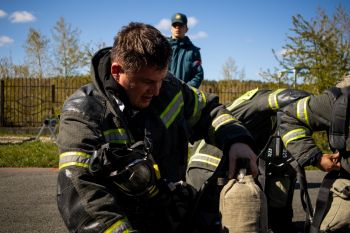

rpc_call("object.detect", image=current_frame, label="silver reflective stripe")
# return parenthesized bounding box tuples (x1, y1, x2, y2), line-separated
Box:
(160, 91, 184, 129)
(282, 128, 308, 147)
(296, 96, 311, 126)
(188, 87, 207, 127)
(188, 153, 221, 168)
(268, 88, 285, 110)
(227, 88, 259, 111)
(59, 151, 91, 170)
(212, 114, 236, 131)
(104, 128, 129, 144)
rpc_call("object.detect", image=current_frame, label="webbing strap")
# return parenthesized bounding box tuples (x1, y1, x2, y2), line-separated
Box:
(289, 160, 315, 233)
(309, 170, 339, 233)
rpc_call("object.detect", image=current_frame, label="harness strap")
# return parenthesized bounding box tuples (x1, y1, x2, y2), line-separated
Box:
(290, 160, 314, 232)
(309, 170, 339, 233)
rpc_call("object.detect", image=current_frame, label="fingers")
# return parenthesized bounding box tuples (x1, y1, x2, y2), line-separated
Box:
(228, 143, 258, 179)
(228, 159, 236, 179)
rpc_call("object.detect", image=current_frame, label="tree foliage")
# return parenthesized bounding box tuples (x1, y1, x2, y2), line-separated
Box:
(265, 5, 350, 93)
(221, 57, 245, 80)
(51, 17, 85, 78)
(24, 28, 50, 79)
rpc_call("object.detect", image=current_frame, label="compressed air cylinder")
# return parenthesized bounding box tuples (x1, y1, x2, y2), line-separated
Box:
(219, 160, 268, 233)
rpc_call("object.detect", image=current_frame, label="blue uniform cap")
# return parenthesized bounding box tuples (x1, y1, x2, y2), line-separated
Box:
(171, 13, 187, 26)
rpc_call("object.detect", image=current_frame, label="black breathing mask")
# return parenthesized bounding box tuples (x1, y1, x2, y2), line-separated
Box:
(89, 141, 160, 198)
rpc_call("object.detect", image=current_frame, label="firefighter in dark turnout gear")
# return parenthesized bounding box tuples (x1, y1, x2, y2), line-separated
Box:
(56, 22, 257, 233)
(186, 88, 311, 233)
(280, 79, 350, 233)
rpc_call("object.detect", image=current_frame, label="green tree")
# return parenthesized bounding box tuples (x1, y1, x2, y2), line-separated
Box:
(0, 57, 13, 79)
(51, 17, 85, 78)
(270, 5, 350, 93)
(222, 57, 245, 80)
(24, 28, 50, 79)
(81, 41, 107, 73)
(259, 67, 292, 87)
(13, 64, 30, 78)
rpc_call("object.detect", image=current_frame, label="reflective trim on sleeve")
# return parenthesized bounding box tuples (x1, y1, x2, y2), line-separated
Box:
(59, 151, 91, 170)
(188, 87, 207, 126)
(212, 114, 237, 131)
(160, 91, 184, 129)
(268, 88, 286, 110)
(296, 96, 311, 126)
(188, 153, 221, 168)
(227, 88, 259, 111)
(104, 218, 133, 233)
(104, 128, 131, 144)
(282, 128, 308, 147)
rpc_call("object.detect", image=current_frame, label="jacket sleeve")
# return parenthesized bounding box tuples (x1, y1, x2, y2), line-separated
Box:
(182, 82, 255, 153)
(187, 48, 204, 88)
(279, 91, 334, 167)
(56, 98, 135, 233)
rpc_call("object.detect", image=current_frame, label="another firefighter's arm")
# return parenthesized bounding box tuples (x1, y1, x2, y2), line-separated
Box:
(183, 84, 257, 177)
(57, 110, 135, 233)
(280, 93, 338, 170)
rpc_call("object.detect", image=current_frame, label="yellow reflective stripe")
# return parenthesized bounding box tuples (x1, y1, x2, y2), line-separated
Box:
(104, 218, 133, 233)
(103, 128, 129, 144)
(296, 96, 310, 126)
(147, 185, 159, 198)
(190, 87, 199, 118)
(59, 151, 91, 170)
(268, 88, 286, 110)
(59, 162, 90, 170)
(194, 140, 206, 154)
(212, 114, 236, 131)
(282, 128, 307, 147)
(189, 87, 207, 126)
(227, 88, 259, 111)
(153, 164, 161, 180)
(160, 91, 184, 129)
(189, 153, 221, 167)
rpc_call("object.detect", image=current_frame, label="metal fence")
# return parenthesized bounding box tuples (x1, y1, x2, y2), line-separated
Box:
(0, 78, 272, 127)
(0, 78, 90, 127)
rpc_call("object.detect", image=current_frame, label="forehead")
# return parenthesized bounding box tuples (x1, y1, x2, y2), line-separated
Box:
(128, 67, 168, 80)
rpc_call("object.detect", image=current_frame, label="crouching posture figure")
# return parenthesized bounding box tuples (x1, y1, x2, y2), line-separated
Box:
(56, 22, 257, 233)
(186, 88, 310, 233)
(280, 78, 350, 233)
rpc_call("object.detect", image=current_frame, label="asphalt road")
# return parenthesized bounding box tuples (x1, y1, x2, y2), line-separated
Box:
(0, 168, 325, 233)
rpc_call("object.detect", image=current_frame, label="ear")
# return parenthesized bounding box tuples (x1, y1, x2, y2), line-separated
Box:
(111, 63, 122, 81)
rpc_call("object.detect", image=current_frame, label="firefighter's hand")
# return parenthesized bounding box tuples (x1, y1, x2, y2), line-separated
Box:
(317, 152, 341, 172)
(228, 142, 258, 179)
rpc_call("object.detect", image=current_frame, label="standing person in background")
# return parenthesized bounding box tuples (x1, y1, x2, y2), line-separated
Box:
(168, 13, 204, 88)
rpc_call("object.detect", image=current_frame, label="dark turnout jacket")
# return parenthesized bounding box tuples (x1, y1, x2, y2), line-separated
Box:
(56, 47, 253, 233)
(187, 88, 310, 190)
(280, 87, 350, 169)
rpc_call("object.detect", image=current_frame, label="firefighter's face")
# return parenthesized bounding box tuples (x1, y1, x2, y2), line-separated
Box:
(111, 63, 167, 109)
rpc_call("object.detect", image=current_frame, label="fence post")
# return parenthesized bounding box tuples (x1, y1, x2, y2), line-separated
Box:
(51, 84, 55, 117)
(0, 80, 4, 126)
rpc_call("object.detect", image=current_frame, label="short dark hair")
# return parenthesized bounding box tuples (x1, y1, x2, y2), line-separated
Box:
(111, 22, 172, 73)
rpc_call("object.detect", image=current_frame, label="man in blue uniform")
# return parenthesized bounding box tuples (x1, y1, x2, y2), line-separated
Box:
(168, 13, 204, 88)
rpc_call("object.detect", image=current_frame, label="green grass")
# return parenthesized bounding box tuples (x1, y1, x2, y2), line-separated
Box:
(0, 140, 59, 167)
